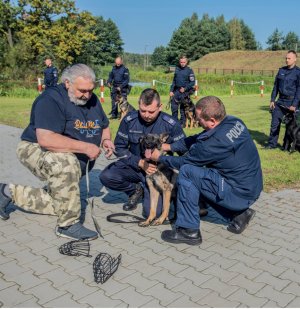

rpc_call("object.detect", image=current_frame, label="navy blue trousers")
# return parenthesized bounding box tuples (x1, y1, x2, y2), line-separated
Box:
(268, 100, 291, 147)
(99, 160, 163, 217)
(171, 90, 188, 125)
(175, 165, 256, 230)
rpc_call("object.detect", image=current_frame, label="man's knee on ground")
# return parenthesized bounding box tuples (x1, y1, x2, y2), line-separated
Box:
(99, 167, 123, 188)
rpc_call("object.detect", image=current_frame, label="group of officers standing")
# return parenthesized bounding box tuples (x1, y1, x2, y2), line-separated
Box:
(0, 51, 297, 245)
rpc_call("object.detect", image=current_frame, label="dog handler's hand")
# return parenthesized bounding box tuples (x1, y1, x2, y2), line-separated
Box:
(86, 144, 102, 160)
(102, 139, 115, 158)
(289, 106, 296, 112)
(138, 159, 157, 175)
(169, 92, 174, 97)
(269, 102, 275, 110)
(161, 143, 171, 152)
(150, 149, 162, 162)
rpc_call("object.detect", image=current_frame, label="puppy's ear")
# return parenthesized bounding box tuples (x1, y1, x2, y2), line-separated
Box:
(160, 133, 169, 143)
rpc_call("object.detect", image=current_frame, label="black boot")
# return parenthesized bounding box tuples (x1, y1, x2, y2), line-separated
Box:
(227, 208, 256, 234)
(161, 227, 202, 245)
(123, 183, 144, 211)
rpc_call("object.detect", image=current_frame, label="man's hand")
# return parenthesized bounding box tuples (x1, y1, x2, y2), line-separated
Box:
(161, 143, 171, 152)
(85, 144, 101, 160)
(102, 139, 115, 158)
(169, 91, 174, 97)
(138, 159, 157, 175)
(289, 106, 296, 112)
(150, 148, 162, 162)
(179, 87, 185, 93)
(107, 82, 111, 88)
(269, 102, 275, 110)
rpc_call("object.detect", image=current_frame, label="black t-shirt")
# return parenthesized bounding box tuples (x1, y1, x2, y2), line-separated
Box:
(21, 83, 109, 174)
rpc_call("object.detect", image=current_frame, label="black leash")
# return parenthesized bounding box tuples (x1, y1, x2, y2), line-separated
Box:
(106, 213, 144, 224)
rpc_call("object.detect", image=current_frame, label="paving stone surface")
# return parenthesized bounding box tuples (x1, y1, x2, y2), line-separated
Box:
(1, 124, 300, 307)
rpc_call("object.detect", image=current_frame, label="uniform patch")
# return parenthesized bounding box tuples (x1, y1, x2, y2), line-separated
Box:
(117, 131, 128, 139)
(162, 115, 175, 125)
(174, 133, 185, 141)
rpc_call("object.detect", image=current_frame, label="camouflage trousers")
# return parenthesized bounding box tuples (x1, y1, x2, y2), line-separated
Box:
(9, 141, 82, 227)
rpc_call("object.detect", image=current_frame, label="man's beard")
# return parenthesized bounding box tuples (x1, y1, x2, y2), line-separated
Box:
(68, 88, 88, 106)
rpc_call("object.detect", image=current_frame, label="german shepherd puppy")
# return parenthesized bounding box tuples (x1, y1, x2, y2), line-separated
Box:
(138, 133, 178, 227)
(115, 90, 135, 121)
(282, 112, 300, 152)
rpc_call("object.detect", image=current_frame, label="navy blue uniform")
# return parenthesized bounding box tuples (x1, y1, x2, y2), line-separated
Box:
(159, 115, 263, 229)
(44, 66, 58, 88)
(268, 65, 300, 147)
(170, 66, 195, 125)
(21, 83, 109, 175)
(107, 65, 130, 117)
(100, 111, 185, 216)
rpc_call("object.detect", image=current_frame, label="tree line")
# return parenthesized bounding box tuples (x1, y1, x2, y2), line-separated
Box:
(1, 0, 299, 80)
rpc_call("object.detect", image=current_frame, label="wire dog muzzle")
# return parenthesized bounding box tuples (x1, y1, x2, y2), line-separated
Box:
(59, 240, 91, 257)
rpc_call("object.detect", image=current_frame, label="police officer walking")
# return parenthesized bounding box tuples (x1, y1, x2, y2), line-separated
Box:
(107, 56, 130, 119)
(44, 57, 58, 88)
(266, 50, 300, 149)
(100, 88, 185, 218)
(170, 55, 195, 127)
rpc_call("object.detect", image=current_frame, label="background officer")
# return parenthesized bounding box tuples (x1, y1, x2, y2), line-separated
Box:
(107, 56, 130, 119)
(43, 57, 58, 88)
(100, 88, 185, 218)
(266, 50, 300, 149)
(170, 55, 195, 127)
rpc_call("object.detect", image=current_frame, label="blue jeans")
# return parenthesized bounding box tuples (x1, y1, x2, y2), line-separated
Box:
(175, 165, 256, 229)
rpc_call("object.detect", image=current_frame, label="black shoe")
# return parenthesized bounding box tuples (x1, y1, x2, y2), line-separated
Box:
(123, 183, 144, 211)
(200, 208, 208, 217)
(0, 183, 11, 220)
(109, 115, 118, 120)
(227, 208, 256, 234)
(161, 227, 202, 245)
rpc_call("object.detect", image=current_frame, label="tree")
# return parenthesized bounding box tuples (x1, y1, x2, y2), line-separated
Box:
(266, 28, 284, 50)
(166, 13, 199, 64)
(0, 0, 21, 48)
(78, 16, 123, 66)
(151, 46, 168, 66)
(227, 18, 245, 50)
(282, 31, 299, 51)
(240, 20, 257, 50)
(17, 0, 96, 68)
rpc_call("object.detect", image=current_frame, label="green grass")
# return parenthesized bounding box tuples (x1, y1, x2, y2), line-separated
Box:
(0, 92, 299, 192)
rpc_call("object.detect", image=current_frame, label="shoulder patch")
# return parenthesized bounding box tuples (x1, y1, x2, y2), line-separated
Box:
(162, 114, 176, 126)
(125, 111, 138, 122)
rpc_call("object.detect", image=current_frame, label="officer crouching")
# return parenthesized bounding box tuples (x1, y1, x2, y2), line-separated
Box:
(100, 88, 185, 218)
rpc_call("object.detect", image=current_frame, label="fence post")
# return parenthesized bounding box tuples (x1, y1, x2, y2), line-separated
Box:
(152, 79, 156, 89)
(260, 80, 264, 97)
(100, 79, 104, 103)
(37, 77, 43, 93)
(230, 80, 234, 97)
(194, 80, 199, 99)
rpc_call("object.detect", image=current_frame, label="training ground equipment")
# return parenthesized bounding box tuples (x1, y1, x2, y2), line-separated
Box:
(59, 240, 91, 257)
(93, 253, 122, 284)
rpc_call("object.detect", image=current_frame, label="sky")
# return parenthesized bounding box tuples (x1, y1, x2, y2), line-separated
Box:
(75, 0, 300, 54)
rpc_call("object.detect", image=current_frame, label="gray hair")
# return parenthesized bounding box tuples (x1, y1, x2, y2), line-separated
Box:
(61, 64, 96, 84)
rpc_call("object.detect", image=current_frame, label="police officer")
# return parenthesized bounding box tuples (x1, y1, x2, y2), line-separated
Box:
(149, 96, 263, 245)
(44, 57, 58, 88)
(100, 88, 185, 217)
(170, 55, 195, 127)
(266, 50, 300, 149)
(107, 56, 130, 119)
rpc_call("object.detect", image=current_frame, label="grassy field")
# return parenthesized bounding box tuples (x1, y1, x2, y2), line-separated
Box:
(0, 92, 299, 192)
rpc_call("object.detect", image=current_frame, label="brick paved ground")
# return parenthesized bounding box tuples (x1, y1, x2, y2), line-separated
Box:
(1, 124, 300, 307)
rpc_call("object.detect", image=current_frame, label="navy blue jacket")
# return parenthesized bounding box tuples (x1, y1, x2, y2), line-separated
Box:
(161, 115, 263, 200)
(114, 111, 185, 169)
(271, 65, 300, 108)
(107, 65, 130, 89)
(44, 66, 58, 88)
(170, 66, 195, 93)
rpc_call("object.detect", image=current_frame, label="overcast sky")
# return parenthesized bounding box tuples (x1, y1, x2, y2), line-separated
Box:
(75, 0, 300, 54)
